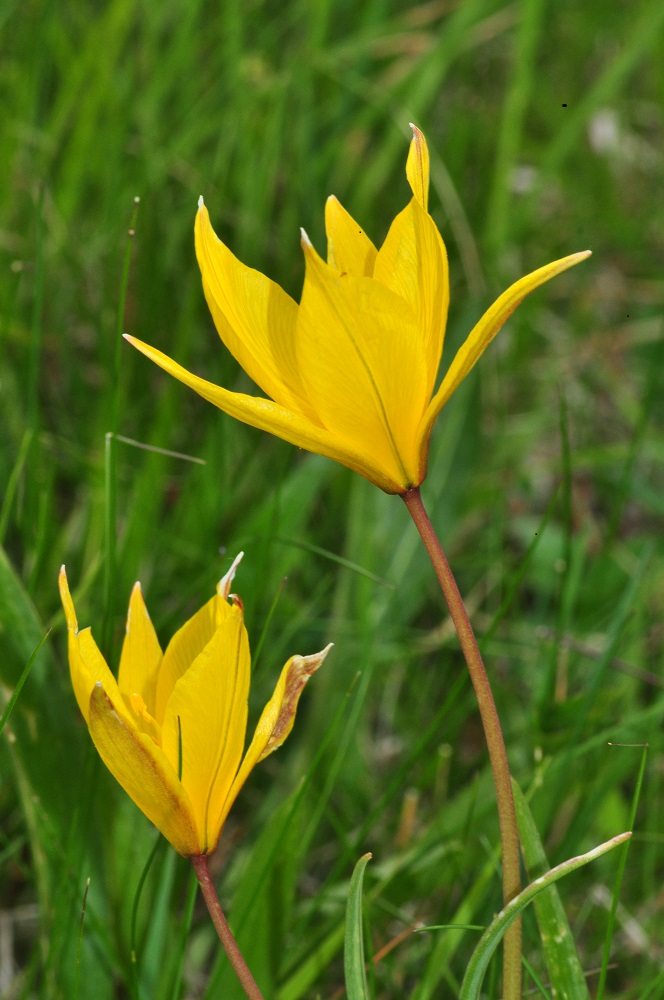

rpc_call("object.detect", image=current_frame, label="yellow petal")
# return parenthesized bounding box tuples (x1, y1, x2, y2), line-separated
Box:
(155, 592, 231, 723)
(88, 683, 201, 856)
(58, 566, 126, 725)
(406, 124, 429, 212)
(325, 196, 377, 277)
(419, 251, 592, 458)
(125, 335, 408, 493)
(222, 644, 332, 826)
(161, 608, 250, 854)
(195, 202, 318, 422)
(118, 583, 163, 721)
(295, 237, 429, 489)
(373, 199, 449, 400)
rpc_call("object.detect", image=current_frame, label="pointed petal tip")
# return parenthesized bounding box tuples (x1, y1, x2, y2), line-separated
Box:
(300, 642, 334, 673)
(218, 551, 244, 599)
(405, 124, 429, 210)
(198, 195, 205, 210)
(251, 643, 333, 765)
(58, 565, 78, 632)
(556, 249, 592, 270)
(131, 581, 142, 595)
(300, 227, 313, 247)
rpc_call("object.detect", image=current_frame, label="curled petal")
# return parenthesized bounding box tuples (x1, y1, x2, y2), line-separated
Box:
(221, 644, 333, 824)
(256, 644, 333, 761)
(89, 683, 201, 856)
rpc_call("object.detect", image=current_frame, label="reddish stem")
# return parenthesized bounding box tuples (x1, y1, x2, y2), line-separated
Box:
(402, 487, 522, 1000)
(191, 854, 264, 1000)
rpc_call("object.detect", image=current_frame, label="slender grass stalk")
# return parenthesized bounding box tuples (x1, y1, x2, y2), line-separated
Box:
(402, 486, 521, 1000)
(0, 629, 50, 736)
(596, 743, 648, 1000)
(102, 431, 116, 660)
(27, 186, 45, 437)
(484, 0, 545, 253)
(130, 835, 166, 998)
(191, 855, 265, 1000)
(170, 870, 199, 1000)
(0, 428, 33, 546)
(102, 197, 140, 658)
(74, 878, 91, 1000)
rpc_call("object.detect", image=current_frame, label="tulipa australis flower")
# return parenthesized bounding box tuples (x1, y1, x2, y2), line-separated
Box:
(126, 126, 589, 494)
(59, 555, 330, 857)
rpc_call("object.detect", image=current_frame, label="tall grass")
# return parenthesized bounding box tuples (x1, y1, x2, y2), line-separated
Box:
(1, 0, 663, 996)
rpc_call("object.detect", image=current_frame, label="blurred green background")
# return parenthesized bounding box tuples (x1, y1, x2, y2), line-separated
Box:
(1, 0, 663, 996)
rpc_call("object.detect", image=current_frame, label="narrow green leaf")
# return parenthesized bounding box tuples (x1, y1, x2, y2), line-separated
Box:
(596, 744, 648, 1000)
(0, 628, 49, 737)
(459, 832, 631, 1000)
(344, 853, 372, 1000)
(512, 780, 591, 1000)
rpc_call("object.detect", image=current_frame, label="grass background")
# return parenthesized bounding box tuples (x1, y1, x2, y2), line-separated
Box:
(1, 0, 663, 996)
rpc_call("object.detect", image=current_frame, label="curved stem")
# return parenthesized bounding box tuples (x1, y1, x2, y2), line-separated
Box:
(191, 855, 265, 1000)
(402, 487, 522, 1000)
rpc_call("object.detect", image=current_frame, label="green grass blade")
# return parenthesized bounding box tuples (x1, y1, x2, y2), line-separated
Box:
(0, 627, 49, 738)
(344, 853, 372, 1000)
(484, 0, 546, 253)
(459, 832, 631, 1000)
(0, 428, 33, 547)
(512, 779, 591, 1000)
(596, 744, 648, 1000)
(74, 878, 91, 1000)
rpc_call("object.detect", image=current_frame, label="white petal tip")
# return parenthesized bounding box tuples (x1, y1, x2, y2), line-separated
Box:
(302, 642, 334, 669)
(218, 551, 244, 599)
(300, 227, 312, 247)
(198, 195, 205, 209)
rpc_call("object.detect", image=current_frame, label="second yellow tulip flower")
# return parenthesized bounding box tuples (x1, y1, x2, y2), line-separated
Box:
(59, 555, 330, 857)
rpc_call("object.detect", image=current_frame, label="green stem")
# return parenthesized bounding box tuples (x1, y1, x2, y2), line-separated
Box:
(191, 855, 265, 1000)
(402, 486, 522, 999)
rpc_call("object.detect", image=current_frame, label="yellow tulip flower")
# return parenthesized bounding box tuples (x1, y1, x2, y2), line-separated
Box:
(126, 126, 589, 494)
(59, 555, 330, 857)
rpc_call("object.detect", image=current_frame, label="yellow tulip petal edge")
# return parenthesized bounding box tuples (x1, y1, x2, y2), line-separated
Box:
(126, 125, 590, 494)
(59, 560, 331, 857)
